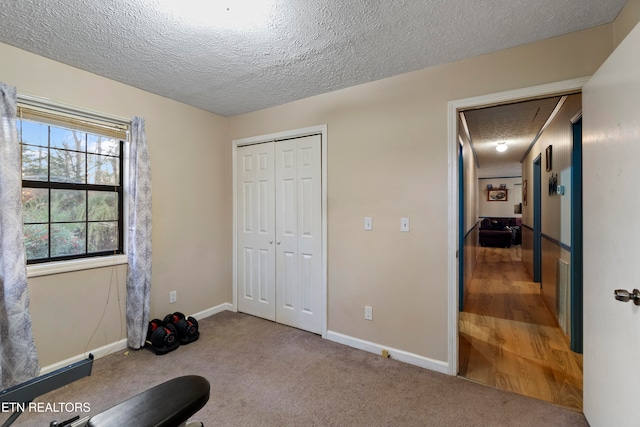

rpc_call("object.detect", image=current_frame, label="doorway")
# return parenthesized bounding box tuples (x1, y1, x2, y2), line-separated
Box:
(448, 79, 587, 407)
(233, 125, 328, 337)
(448, 78, 588, 373)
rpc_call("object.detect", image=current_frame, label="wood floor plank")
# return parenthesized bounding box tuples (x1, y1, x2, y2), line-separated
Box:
(459, 246, 583, 410)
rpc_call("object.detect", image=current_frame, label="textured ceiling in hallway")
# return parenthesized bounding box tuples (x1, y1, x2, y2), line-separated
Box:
(463, 96, 564, 170)
(0, 0, 626, 116)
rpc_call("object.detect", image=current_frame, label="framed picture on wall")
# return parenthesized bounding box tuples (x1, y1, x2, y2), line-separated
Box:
(546, 145, 553, 171)
(488, 189, 508, 201)
(523, 179, 528, 206)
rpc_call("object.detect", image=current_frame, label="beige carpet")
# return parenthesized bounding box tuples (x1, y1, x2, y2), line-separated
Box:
(2, 311, 588, 426)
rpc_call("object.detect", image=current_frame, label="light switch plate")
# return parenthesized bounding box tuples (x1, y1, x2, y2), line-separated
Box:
(400, 217, 410, 232)
(364, 217, 373, 231)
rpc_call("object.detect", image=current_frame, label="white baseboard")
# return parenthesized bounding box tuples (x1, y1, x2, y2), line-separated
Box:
(39, 338, 129, 376)
(191, 302, 234, 320)
(39, 303, 233, 376)
(325, 330, 450, 375)
(42, 308, 448, 380)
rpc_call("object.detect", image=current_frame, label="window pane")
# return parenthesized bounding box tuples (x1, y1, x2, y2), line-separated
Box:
(50, 127, 86, 151)
(51, 223, 86, 257)
(21, 145, 49, 181)
(88, 222, 118, 253)
(50, 148, 86, 183)
(51, 189, 86, 222)
(88, 154, 119, 185)
(24, 224, 49, 260)
(20, 110, 123, 263)
(22, 188, 49, 223)
(20, 120, 48, 147)
(87, 134, 119, 155)
(88, 191, 118, 221)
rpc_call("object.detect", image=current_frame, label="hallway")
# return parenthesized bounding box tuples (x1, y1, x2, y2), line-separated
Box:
(458, 246, 583, 410)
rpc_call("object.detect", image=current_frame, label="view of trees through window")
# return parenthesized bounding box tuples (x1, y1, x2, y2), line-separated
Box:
(20, 118, 123, 263)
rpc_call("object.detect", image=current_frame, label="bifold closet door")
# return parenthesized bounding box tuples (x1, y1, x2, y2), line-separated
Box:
(237, 142, 276, 321)
(236, 135, 322, 334)
(275, 135, 322, 334)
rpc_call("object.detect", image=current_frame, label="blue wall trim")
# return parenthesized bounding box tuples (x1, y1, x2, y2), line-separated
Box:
(520, 224, 571, 251)
(478, 176, 522, 180)
(541, 234, 571, 252)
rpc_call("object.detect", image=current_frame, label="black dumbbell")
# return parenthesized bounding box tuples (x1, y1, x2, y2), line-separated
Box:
(146, 319, 178, 352)
(163, 312, 199, 343)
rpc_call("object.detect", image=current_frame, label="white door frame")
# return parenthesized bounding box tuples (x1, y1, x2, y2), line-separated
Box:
(446, 78, 588, 375)
(232, 125, 328, 338)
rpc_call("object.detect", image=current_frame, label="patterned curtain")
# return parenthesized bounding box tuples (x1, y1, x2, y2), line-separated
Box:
(126, 117, 152, 349)
(0, 82, 40, 389)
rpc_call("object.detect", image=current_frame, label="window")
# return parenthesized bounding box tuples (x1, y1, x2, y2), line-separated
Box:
(18, 105, 127, 264)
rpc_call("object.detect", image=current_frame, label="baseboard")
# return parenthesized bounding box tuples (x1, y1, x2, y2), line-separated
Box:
(39, 303, 233, 376)
(39, 338, 128, 376)
(191, 302, 234, 320)
(325, 330, 449, 375)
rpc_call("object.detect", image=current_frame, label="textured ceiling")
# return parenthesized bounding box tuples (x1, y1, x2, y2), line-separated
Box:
(463, 97, 563, 170)
(0, 0, 626, 116)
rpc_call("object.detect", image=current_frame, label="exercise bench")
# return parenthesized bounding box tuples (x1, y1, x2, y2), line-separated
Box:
(1, 355, 210, 427)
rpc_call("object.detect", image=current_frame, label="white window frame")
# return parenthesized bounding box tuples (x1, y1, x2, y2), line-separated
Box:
(17, 94, 130, 278)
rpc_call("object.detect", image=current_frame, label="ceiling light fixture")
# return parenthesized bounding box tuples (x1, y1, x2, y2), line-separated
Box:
(496, 142, 508, 153)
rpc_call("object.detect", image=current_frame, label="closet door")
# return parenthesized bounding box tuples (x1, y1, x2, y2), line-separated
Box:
(237, 143, 276, 321)
(275, 135, 322, 334)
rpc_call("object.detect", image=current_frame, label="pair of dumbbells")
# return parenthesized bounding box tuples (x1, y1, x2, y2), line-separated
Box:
(146, 312, 199, 355)
(163, 312, 200, 345)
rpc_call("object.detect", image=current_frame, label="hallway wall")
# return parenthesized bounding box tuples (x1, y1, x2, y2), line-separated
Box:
(521, 94, 582, 335)
(460, 115, 480, 308)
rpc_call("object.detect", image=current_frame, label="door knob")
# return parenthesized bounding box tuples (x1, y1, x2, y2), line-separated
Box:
(614, 289, 640, 305)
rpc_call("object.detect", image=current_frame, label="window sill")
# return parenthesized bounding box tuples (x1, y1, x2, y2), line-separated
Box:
(27, 255, 128, 278)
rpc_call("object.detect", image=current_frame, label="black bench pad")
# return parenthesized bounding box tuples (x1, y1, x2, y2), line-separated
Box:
(88, 375, 209, 427)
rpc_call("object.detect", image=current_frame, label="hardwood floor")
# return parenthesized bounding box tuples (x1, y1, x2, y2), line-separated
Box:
(458, 246, 583, 410)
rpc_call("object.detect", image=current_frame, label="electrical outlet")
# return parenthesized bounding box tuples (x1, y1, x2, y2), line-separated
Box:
(364, 305, 373, 320)
(169, 291, 177, 304)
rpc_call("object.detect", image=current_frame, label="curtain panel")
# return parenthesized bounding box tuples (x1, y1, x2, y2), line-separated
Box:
(0, 82, 40, 389)
(126, 116, 152, 349)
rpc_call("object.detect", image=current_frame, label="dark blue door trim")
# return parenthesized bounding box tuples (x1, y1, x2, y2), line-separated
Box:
(458, 143, 465, 311)
(571, 118, 583, 353)
(533, 154, 542, 283)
